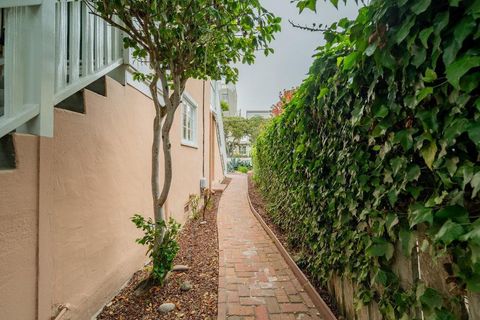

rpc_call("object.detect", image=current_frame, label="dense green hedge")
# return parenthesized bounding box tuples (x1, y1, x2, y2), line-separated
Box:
(254, 0, 480, 319)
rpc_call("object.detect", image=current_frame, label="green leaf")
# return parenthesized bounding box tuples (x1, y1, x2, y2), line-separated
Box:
(411, 0, 431, 14)
(423, 69, 437, 83)
(418, 286, 443, 309)
(419, 27, 434, 48)
(417, 109, 438, 132)
(366, 239, 395, 260)
(445, 157, 459, 177)
(395, 15, 415, 44)
(466, 274, 480, 292)
(343, 51, 360, 71)
(434, 220, 465, 245)
(373, 104, 389, 119)
(468, 121, 480, 148)
(460, 223, 480, 245)
(435, 205, 469, 224)
(407, 164, 421, 181)
(395, 130, 414, 151)
(446, 55, 480, 89)
(416, 87, 433, 103)
(410, 203, 433, 227)
(386, 213, 399, 235)
(421, 140, 437, 170)
(471, 172, 480, 198)
(399, 229, 416, 256)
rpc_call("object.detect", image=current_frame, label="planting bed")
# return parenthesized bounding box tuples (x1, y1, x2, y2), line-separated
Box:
(97, 177, 231, 320)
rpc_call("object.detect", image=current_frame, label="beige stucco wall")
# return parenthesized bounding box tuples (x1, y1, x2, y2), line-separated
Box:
(0, 76, 224, 320)
(0, 134, 39, 320)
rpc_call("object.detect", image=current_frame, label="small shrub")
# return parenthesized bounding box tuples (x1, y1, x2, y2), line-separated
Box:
(188, 194, 201, 219)
(131, 214, 180, 284)
(228, 158, 252, 172)
(237, 166, 249, 174)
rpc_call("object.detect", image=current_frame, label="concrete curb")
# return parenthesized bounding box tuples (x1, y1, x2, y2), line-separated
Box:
(245, 177, 337, 320)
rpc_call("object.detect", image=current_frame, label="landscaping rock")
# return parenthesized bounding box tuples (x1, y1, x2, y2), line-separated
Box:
(158, 303, 175, 313)
(180, 281, 192, 291)
(172, 265, 190, 272)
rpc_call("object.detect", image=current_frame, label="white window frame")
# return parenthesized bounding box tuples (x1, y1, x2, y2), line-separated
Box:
(181, 93, 198, 148)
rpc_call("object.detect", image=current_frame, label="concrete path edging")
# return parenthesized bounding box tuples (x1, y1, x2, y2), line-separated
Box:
(245, 176, 337, 320)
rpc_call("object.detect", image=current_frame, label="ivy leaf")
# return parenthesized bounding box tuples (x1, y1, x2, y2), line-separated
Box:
(343, 52, 360, 71)
(395, 15, 415, 44)
(434, 220, 465, 245)
(466, 274, 480, 292)
(373, 104, 389, 119)
(409, 203, 433, 227)
(366, 239, 395, 260)
(419, 27, 434, 48)
(422, 69, 437, 83)
(445, 157, 459, 177)
(446, 55, 480, 89)
(418, 287, 443, 309)
(460, 221, 480, 244)
(435, 205, 469, 224)
(395, 130, 414, 151)
(468, 121, 480, 148)
(411, 0, 431, 14)
(407, 164, 421, 181)
(471, 172, 480, 198)
(416, 87, 433, 103)
(386, 213, 399, 235)
(417, 109, 438, 132)
(399, 229, 416, 256)
(421, 140, 438, 170)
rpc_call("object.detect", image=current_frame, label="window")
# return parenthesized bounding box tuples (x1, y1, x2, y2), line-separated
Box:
(181, 98, 197, 146)
(239, 145, 247, 155)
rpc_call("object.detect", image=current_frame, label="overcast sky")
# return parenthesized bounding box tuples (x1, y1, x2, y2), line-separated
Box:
(235, 0, 360, 114)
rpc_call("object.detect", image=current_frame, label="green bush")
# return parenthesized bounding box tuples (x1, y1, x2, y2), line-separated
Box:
(131, 214, 180, 284)
(237, 166, 249, 174)
(254, 1, 480, 319)
(228, 158, 252, 172)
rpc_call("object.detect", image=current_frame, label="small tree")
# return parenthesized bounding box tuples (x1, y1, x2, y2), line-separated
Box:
(88, 1, 280, 283)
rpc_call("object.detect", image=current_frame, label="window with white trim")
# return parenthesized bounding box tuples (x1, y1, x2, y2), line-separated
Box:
(181, 98, 197, 146)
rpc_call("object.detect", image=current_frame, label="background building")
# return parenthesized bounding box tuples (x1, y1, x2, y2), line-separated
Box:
(219, 80, 239, 117)
(246, 109, 272, 119)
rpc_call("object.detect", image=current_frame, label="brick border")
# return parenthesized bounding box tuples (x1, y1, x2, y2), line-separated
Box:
(246, 178, 337, 320)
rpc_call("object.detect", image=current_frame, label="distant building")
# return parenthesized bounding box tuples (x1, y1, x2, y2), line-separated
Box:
(246, 109, 271, 119)
(219, 80, 239, 116)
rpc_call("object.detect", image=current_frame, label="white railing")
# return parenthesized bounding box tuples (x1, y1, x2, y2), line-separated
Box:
(53, 0, 123, 104)
(0, 0, 124, 139)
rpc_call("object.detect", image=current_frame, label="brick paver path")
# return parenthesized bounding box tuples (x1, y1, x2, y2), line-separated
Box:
(217, 174, 323, 320)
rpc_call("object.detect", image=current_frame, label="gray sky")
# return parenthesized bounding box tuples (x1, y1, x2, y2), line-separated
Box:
(236, 0, 360, 114)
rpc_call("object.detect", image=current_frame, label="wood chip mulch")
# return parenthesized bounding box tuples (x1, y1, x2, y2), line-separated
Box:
(97, 178, 231, 320)
(247, 173, 340, 317)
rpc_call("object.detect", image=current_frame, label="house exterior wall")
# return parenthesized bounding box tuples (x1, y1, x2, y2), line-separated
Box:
(0, 134, 39, 320)
(0, 76, 224, 320)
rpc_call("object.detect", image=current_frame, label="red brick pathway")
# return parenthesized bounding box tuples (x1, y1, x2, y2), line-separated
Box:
(217, 174, 323, 320)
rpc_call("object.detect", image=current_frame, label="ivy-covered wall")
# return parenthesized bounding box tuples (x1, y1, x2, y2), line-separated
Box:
(254, 0, 480, 319)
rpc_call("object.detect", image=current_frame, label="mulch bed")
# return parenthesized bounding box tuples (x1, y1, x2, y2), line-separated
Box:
(97, 178, 231, 320)
(247, 173, 340, 318)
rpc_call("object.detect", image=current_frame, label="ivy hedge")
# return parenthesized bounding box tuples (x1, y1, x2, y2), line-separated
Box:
(254, 0, 480, 319)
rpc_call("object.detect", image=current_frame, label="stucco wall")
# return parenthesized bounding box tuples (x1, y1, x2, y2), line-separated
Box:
(0, 76, 224, 320)
(0, 134, 39, 320)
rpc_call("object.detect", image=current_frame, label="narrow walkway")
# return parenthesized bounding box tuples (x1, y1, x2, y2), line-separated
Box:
(217, 175, 323, 320)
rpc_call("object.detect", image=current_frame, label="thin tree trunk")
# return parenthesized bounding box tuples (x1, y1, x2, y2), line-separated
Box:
(151, 112, 165, 224)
